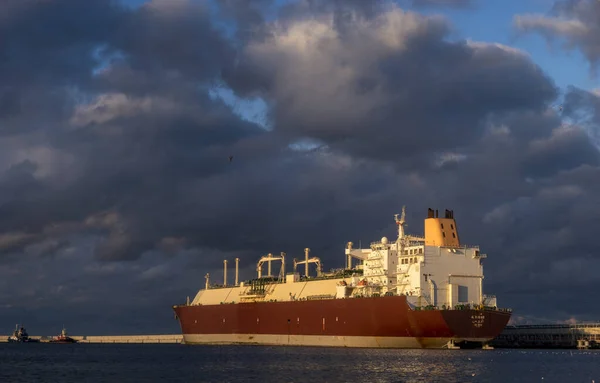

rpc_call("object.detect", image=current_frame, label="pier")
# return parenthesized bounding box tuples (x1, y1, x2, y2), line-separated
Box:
(1, 334, 183, 344)
(490, 323, 600, 349)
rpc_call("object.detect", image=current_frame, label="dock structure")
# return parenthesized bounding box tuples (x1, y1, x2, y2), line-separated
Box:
(0, 334, 183, 344)
(491, 323, 600, 349)
(75, 334, 183, 344)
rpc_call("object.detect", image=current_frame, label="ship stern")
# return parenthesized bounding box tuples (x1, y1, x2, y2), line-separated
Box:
(441, 308, 511, 346)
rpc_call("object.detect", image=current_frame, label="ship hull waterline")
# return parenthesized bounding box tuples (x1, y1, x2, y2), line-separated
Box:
(173, 295, 511, 349)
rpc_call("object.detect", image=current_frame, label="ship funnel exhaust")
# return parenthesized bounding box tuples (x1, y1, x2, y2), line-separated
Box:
(425, 207, 460, 247)
(235, 258, 239, 286)
(223, 260, 228, 286)
(304, 248, 310, 277)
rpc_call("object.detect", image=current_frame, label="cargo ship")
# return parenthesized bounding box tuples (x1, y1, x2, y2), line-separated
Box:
(173, 207, 512, 349)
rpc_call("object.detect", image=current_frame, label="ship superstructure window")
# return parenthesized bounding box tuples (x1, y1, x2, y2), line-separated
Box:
(458, 286, 468, 303)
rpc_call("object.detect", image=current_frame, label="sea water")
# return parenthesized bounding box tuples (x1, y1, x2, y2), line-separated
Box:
(0, 343, 599, 382)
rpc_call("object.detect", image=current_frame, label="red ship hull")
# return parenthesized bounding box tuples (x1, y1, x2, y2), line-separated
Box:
(173, 295, 511, 348)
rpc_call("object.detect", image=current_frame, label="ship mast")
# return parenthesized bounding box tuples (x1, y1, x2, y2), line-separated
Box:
(394, 205, 407, 249)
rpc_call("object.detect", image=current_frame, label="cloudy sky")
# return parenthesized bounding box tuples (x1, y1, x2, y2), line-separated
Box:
(1, 0, 599, 335)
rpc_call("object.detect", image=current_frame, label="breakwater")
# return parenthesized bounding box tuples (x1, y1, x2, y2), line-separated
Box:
(490, 323, 600, 349)
(0, 334, 183, 343)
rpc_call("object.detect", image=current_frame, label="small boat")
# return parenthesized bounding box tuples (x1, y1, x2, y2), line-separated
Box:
(7, 324, 40, 343)
(48, 327, 77, 344)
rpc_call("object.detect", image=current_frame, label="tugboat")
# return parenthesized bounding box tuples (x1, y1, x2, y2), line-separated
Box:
(7, 324, 40, 343)
(48, 327, 77, 343)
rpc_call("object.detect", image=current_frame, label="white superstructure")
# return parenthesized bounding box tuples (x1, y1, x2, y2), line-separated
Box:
(345, 207, 496, 309)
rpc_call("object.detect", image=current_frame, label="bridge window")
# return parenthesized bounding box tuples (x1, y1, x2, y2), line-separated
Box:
(452, 233, 456, 238)
(450, 224, 454, 230)
(458, 286, 468, 303)
(442, 232, 446, 238)
(441, 223, 444, 229)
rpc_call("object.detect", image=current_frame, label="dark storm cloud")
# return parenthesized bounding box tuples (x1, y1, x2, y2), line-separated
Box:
(513, 0, 600, 73)
(0, 0, 124, 88)
(562, 86, 600, 134)
(1, 0, 600, 335)
(277, 0, 389, 19)
(216, 0, 274, 42)
(0, 0, 246, 257)
(410, 0, 475, 8)
(110, 0, 234, 83)
(226, 5, 557, 170)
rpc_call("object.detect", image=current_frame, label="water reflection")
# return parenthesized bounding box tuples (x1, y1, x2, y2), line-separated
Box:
(189, 346, 598, 383)
(1, 344, 598, 382)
